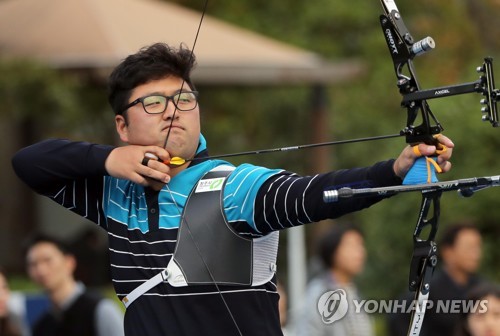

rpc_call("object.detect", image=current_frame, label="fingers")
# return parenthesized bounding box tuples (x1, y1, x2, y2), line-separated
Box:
(394, 134, 455, 179)
(413, 135, 454, 166)
(393, 145, 417, 179)
(413, 143, 438, 157)
(105, 146, 172, 186)
(141, 153, 159, 171)
(139, 155, 170, 184)
(434, 134, 454, 149)
(413, 134, 455, 157)
(439, 160, 452, 173)
(141, 156, 153, 166)
(142, 146, 171, 164)
(434, 135, 453, 171)
(133, 174, 167, 191)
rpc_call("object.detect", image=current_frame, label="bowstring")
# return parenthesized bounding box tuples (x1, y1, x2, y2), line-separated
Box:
(162, 0, 207, 149)
(165, 184, 243, 335)
(161, 1, 243, 334)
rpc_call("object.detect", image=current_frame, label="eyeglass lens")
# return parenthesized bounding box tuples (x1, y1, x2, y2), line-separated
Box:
(143, 92, 197, 113)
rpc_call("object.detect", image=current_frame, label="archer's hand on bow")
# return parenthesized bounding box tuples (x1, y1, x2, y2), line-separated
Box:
(105, 145, 172, 191)
(393, 134, 454, 180)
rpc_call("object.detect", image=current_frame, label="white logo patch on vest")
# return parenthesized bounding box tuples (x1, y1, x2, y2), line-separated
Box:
(195, 177, 226, 193)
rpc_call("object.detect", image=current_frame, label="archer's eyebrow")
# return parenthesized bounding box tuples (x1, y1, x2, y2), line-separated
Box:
(142, 88, 192, 97)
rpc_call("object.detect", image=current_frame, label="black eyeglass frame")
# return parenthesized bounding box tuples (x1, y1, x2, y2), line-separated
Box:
(120, 91, 199, 115)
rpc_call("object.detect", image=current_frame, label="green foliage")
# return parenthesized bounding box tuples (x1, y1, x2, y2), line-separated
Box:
(0, 58, 81, 128)
(0, 58, 115, 142)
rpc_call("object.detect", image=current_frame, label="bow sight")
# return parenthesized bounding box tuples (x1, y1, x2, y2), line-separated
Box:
(380, 0, 499, 148)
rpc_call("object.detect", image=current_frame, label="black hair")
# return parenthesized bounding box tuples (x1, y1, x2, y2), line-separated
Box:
(317, 223, 364, 269)
(108, 42, 197, 115)
(438, 221, 480, 249)
(454, 282, 500, 336)
(23, 233, 72, 257)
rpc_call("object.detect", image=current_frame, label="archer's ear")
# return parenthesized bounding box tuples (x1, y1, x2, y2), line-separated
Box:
(115, 115, 129, 143)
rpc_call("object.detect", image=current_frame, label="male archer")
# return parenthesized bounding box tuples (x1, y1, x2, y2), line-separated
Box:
(12, 42, 454, 336)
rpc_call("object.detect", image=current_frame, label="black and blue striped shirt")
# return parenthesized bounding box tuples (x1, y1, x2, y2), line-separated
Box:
(12, 135, 401, 336)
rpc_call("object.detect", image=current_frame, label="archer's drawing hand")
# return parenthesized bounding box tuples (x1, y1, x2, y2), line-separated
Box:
(105, 145, 171, 190)
(393, 134, 454, 179)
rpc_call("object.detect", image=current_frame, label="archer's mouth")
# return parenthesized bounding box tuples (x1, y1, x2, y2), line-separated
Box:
(163, 125, 184, 132)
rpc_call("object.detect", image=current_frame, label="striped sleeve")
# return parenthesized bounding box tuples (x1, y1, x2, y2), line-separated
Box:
(12, 139, 113, 227)
(222, 164, 282, 234)
(253, 160, 402, 233)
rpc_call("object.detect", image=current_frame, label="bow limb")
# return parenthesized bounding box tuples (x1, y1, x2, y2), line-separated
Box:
(380, 0, 443, 147)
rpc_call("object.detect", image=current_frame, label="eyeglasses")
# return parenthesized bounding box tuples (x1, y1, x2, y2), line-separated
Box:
(121, 91, 199, 114)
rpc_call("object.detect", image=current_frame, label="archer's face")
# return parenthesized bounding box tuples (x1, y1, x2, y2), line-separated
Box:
(115, 76, 201, 161)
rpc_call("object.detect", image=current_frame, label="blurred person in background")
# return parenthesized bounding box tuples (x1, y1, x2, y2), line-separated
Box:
(0, 267, 24, 336)
(24, 234, 124, 336)
(388, 221, 485, 336)
(455, 282, 500, 336)
(295, 223, 374, 336)
(422, 221, 484, 336)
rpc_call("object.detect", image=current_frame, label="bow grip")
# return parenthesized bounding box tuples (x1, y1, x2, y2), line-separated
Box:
(403, 156, 439, 185)
(403, 142, 445, 185)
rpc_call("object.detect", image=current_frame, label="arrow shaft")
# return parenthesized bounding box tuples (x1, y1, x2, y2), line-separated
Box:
(190, 133, 402, 162)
